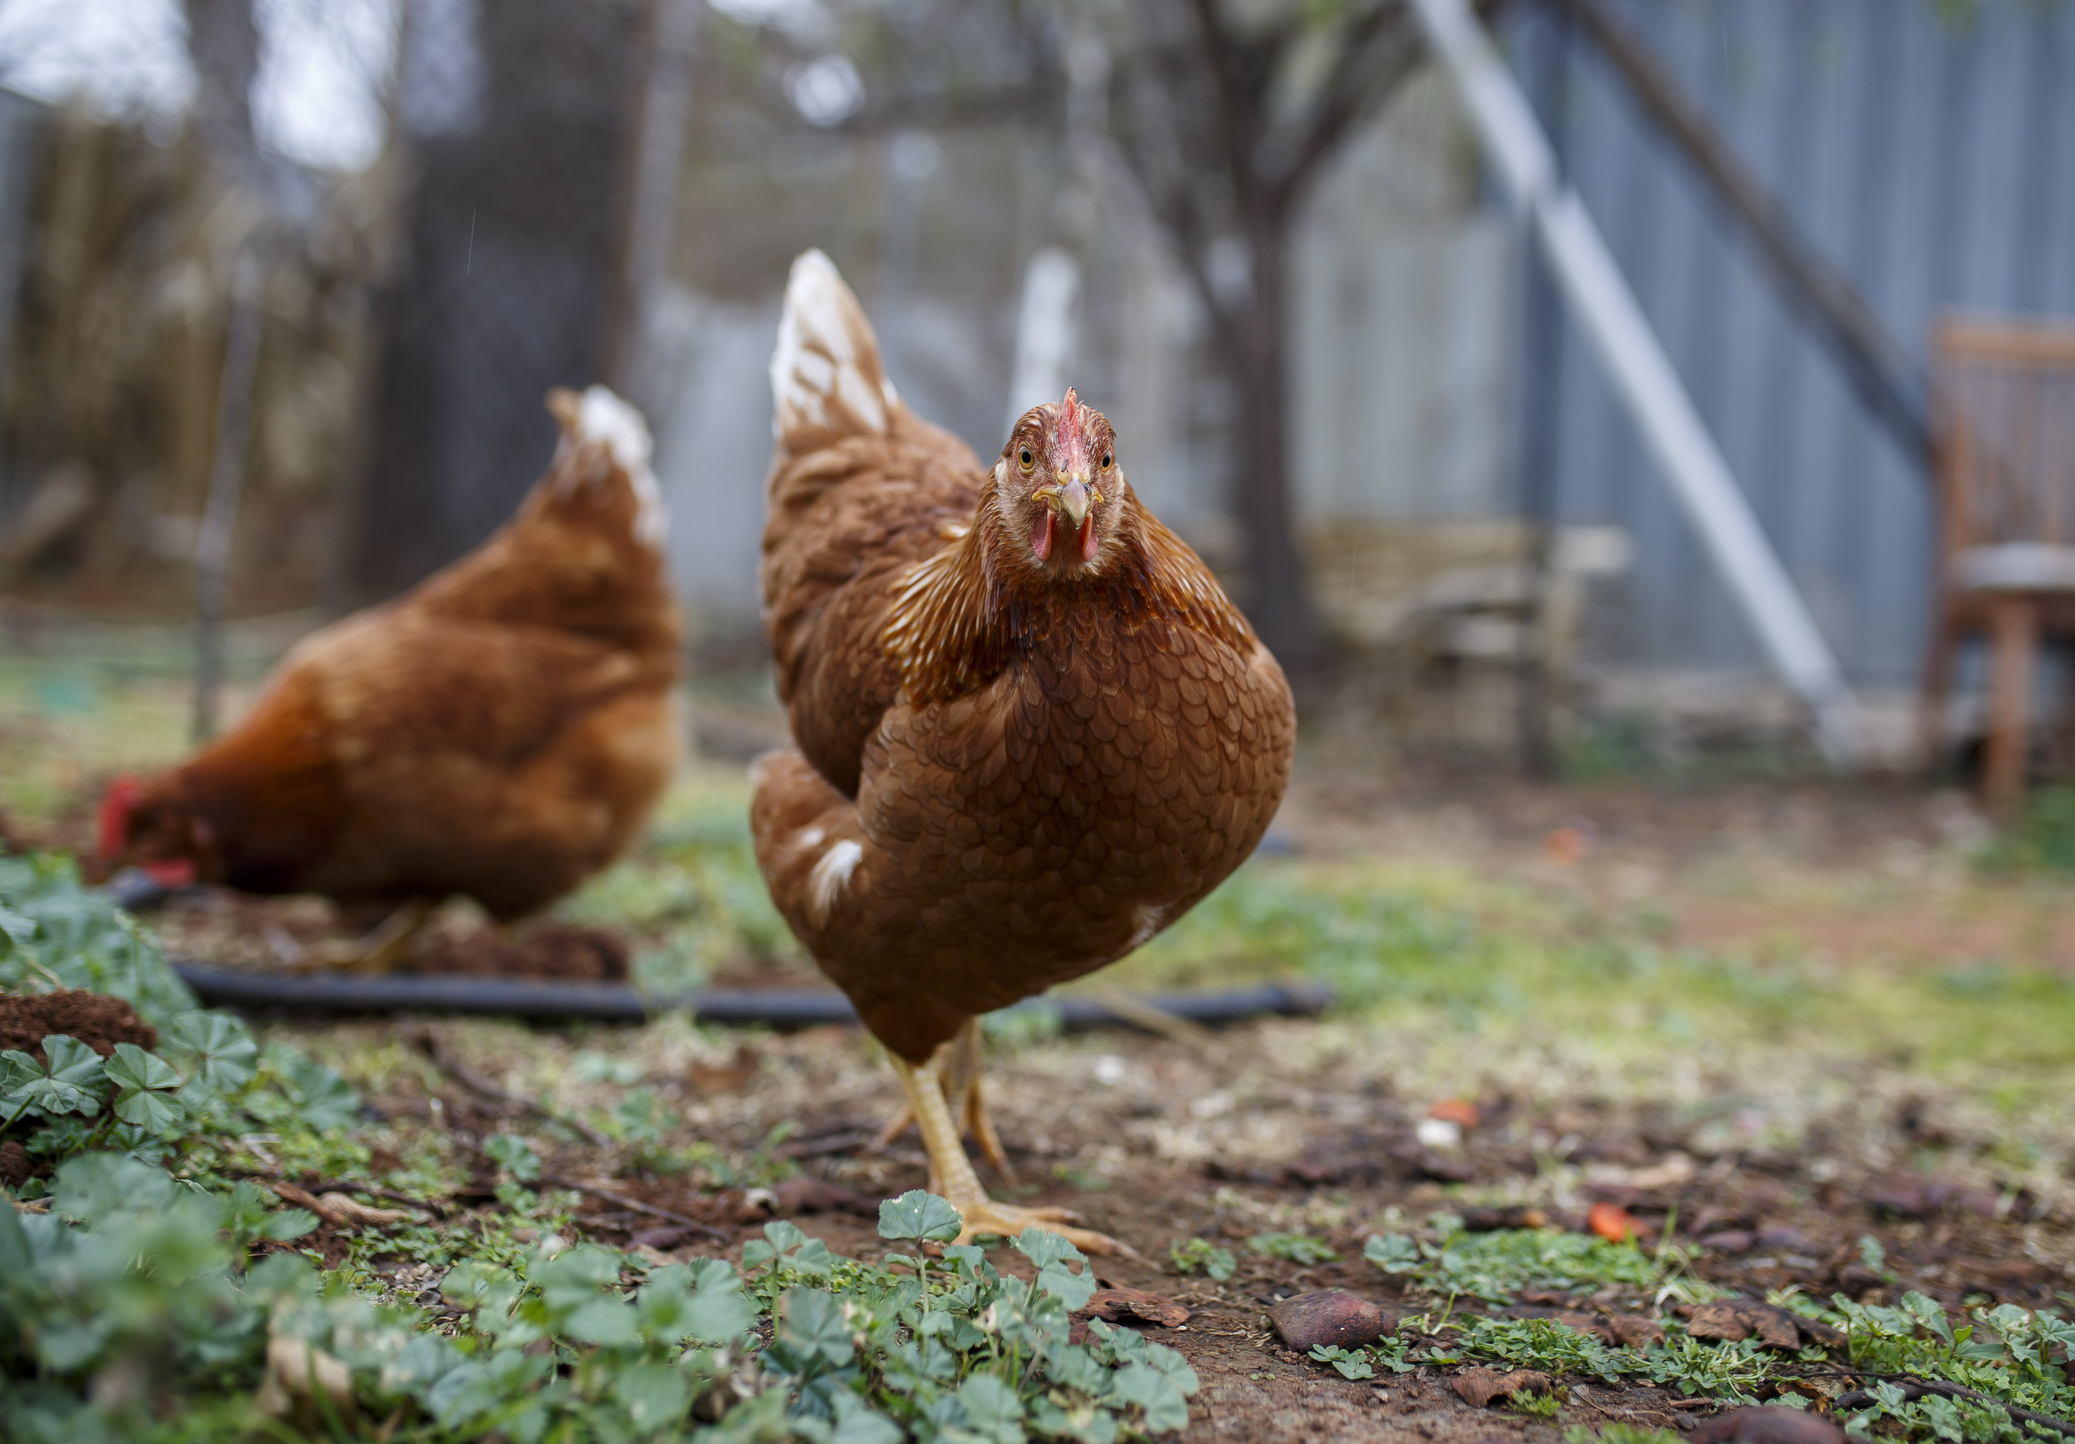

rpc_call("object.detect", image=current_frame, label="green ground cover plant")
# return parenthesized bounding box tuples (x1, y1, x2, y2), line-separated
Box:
(1, 857, 1199, 1442)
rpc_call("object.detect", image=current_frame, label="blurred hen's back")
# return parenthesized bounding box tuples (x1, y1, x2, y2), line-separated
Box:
(126, 387, 682, 919)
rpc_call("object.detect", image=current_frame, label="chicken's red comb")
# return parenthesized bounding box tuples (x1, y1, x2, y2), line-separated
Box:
(97, 776, 138, 860)
(1052, 388, 1092, 472)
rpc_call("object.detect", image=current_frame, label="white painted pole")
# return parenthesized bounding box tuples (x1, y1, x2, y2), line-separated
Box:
(1005, 247, 1082, 432)
(1411, 0, 1866, 767)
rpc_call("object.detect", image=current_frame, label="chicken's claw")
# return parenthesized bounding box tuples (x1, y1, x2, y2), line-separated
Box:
(887, 1036, 1135, 1258)
(949, 1199, 1135, 1258)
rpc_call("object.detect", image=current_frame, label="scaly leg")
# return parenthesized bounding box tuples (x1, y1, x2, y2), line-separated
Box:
(886, 1040, 1130, 1256)
(870, 1018, 1014, 1183)
(298, 899, 435, 974)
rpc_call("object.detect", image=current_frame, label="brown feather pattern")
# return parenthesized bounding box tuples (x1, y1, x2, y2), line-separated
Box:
(124, 390, 682, 920)
(753, 262, 1294, 1064)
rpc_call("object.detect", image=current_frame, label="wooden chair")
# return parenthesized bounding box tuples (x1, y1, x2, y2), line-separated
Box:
(1919, 317, 2075, 813)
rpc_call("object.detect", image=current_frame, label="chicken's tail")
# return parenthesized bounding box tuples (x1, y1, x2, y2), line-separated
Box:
(544, 385, 667, 548)
(770, 249, 900, 456)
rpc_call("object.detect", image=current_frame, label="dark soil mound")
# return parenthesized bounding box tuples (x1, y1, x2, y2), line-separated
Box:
(411, 923, 630, 982)
(0, 1140, 45, 1187)
(0, 989, 157, 1062)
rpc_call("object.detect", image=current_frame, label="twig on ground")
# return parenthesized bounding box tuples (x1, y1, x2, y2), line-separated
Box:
(543, 1174, 733, 1244)
(306, 1179, 453, 1214)
(409, 1027, 610, 1146)
(1080, 989, 1221, 1053)
(1824, 1371, 2075, 1440)
(775, 1127, 880, 1160)
(437, 1125, 731, 1245)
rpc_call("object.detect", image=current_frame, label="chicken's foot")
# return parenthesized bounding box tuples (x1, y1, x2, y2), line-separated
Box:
(870, 1018, 1014, 1184)
(886, 1040, 1131, 1257)
(296, 899, 434, 974)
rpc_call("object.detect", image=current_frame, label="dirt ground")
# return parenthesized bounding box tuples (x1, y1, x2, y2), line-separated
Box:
(278, 990, 2067, 1444)
(7, 651, 2075, 1440)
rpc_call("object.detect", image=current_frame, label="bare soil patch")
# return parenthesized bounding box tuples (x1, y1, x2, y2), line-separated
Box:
(0, 987, 156, 1060)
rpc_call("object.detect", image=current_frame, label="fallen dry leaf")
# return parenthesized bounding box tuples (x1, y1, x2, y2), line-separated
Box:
(1588, 1200, 1634, 1243)
(1605, 1313, 1666, 1348)
(317, 1193, 412, 1226)
(1083, 1288, 1190, 1328)
(688, 1044, 760, 1093)
(270, 1182, 411, 1228)
(1427, 1098, 1481, 1129)
(1681, 1301, 1843, 1351)
(1454, 1366, 1553, 1408)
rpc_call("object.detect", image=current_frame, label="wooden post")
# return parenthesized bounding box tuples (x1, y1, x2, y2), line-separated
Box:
(193, 242, 266, 743)
(1984, 596, 2037, 816)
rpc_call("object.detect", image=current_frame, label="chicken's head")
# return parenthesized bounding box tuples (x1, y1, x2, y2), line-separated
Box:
(99, 776, 206, 888)
(996, 388, 1122, 575)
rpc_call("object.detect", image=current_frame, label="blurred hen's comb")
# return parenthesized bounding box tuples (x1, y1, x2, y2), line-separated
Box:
(97, 776, 138, 860)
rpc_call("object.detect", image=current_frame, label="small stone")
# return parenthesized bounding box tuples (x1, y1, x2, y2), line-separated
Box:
(1415, 1117, 1462, 1149)
(1700, 1229, 1755, 1253)
(1267, 1290, 1394, 1352)
(1687, 1406, 1846, 1444)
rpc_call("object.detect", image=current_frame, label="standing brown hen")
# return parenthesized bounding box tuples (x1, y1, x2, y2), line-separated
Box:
(751, 252, 1295, 1252)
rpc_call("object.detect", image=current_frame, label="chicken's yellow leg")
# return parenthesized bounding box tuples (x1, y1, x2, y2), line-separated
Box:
(870, 1018, 1014, 1181)
(300, 899, 434, 974)
(887, 1042, 1130, 1256)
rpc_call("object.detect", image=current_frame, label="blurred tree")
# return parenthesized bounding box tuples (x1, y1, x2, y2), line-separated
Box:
(716, 0, 1510, 680)
(181, 0, 260, 173)
(1098, 0, 1512, 677)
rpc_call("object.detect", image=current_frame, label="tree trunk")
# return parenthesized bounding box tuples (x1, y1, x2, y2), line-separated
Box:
(182, 0, 260, 172)
(1226, 225, 1328, 678)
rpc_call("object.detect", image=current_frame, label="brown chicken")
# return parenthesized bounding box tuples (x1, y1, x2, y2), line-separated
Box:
(750, 252, 1295, 1251)
(107, 387, 682, 966)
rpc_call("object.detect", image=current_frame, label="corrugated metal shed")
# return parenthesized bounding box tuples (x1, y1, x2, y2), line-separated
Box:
(1522, 0, 2075, 687)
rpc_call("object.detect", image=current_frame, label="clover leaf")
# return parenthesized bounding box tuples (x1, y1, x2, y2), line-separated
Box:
(1, 1035, 107, 1122)
(877, 1189, 962, 1244)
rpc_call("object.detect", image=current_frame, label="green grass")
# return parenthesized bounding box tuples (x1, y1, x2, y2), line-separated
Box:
(1104, 854, 2075, 1081)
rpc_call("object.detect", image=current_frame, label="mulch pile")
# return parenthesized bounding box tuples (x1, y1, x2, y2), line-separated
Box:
(0, 989, 157, 1062)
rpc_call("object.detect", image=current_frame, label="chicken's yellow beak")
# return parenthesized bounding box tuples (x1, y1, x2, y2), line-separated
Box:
(1053, 476, 1093, 530)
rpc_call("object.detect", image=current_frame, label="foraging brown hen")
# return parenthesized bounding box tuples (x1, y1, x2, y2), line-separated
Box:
(107, 388, 682, 968)
(750, 251, 1294, 1251)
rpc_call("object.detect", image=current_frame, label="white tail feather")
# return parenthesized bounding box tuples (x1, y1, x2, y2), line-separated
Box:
(554, 385, 667, 547)
(770, 250, 899, 449)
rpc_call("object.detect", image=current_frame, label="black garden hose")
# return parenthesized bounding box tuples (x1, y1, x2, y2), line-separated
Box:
(169, 962, 1331, 1032)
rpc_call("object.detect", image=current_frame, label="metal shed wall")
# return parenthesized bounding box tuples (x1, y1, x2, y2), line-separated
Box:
(1520, 0, 2075, 687)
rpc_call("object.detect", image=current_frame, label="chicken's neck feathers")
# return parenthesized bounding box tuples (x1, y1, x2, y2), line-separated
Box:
(883, 487, 1252, 707)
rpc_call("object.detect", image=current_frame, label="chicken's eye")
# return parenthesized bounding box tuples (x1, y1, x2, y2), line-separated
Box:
(1019, 448, 1034, 470)
(1100, 453, 1112, 469)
